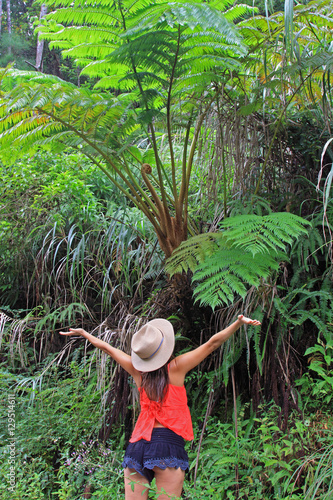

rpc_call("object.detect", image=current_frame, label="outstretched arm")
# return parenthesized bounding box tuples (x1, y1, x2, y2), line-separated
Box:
(59, 328, 140, 382)
(170, 315, 261, 381)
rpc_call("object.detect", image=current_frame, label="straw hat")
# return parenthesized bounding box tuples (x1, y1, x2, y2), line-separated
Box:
(131, 319, 175, 372)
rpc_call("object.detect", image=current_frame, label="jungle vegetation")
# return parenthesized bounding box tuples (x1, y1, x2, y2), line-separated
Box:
(0, 0, 333, 498)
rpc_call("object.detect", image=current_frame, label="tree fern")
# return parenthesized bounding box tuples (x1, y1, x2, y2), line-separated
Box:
(166, 213, 310, 309)
(36, 0, 247, 90)
(0, 0, 251, 257)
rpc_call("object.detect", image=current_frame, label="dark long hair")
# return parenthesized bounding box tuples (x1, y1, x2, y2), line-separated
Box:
(141, 363, 169, 403)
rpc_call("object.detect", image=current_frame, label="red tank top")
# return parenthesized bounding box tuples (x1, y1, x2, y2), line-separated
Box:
(129, 383, 194, 443)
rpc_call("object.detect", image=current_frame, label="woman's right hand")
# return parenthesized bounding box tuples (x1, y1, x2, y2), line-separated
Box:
(59, 328, 87, 336)
(237, 315, 261, 326)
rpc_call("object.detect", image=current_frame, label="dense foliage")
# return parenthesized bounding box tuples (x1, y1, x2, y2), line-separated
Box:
(1, 344, 332, 499)
(1, 0, 333, 498)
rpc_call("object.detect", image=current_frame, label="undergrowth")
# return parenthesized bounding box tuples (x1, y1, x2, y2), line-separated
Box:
(0, 353, 332, 500)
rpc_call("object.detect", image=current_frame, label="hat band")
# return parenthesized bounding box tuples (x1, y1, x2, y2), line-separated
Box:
(145, 336, 164, 360)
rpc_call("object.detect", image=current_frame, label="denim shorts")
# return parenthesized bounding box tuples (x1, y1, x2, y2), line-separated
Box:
(122, 427, 189, 483)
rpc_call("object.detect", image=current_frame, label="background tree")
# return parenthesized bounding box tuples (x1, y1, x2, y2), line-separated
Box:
(5, 0, 10, 53)
(35, 4, 47, 71)
(0, 0, 2, 37)
(0, 0, 77, 77)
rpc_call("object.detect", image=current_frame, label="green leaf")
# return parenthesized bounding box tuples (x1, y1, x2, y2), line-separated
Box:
(166, 212, 309, 309)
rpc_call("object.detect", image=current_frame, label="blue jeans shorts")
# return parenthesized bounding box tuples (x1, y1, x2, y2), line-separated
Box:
(122, 427, 189, 483)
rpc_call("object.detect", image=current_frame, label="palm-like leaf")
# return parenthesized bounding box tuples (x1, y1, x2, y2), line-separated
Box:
(0, 0, 251, 256)
(37, 0, 247, 92)
(219, 213, 311, 255)
(0, 73, 134, 161)
(166, 213, 310, 309)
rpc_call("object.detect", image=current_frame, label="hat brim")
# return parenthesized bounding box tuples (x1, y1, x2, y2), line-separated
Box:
(131, 319, 175, 372)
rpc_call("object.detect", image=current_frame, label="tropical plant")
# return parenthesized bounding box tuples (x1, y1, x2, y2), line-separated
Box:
(235, 0, 333, 200)
(0, 149, 154, 309)
(1, 0, 331, 261)
(165, 212, 310, 309)
(0, 216, 163, 366)
(184, 400, 333, 500)
(0, 0, 253, 257)
(296, 339, 333, 411)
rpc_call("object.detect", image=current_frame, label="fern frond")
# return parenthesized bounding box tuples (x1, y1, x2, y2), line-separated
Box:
(192, 248, 282, 308)
(165, 232, 219, 274)
(219, 213, 310, 256)
(34, 0, 247, 93)
(223, 4, 257, 23)
(166, 212, 309, 309)
(273, 289, 331, 333)
(0, 72, 139, 164)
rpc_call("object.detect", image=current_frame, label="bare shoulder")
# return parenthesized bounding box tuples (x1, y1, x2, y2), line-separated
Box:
(132, 371, 141, 388)
(168, 358, 186, 387)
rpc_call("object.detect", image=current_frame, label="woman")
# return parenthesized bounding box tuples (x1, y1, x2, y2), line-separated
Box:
(60, 314, 260, 499)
